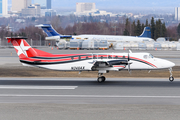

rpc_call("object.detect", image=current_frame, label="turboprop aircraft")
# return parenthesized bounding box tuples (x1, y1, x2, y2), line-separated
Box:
(7, 37, 175, 83)
(36, 24, 154, 43)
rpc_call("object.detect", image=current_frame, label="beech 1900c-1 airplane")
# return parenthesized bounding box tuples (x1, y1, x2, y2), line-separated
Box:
(7, 37, 175, 83)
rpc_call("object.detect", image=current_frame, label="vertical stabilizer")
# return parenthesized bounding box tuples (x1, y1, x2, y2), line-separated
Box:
(7, 37, 38, 58)
(35, 24, 60, 37)
(139, 27, 151, 38)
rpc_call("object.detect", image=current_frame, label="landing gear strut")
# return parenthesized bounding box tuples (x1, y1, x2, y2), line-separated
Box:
(169, 68, 174, 82)
(97, 73, 106, 83)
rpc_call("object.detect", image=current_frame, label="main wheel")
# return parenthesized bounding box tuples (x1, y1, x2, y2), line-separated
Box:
(97, 77, 103, 83)
(169, 76, 174, 82)
(97, 76, 106, 83)
(101, 76, 106, 82)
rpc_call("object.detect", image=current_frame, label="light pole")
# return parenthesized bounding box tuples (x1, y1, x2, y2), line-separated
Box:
(36, 33, 41, 46)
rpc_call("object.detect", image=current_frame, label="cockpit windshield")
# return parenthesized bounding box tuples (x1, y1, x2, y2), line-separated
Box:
(149, 54, 154, 58)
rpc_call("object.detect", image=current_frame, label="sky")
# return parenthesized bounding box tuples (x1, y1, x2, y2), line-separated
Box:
(50, 0, 180, 9)
(8, 0, 180, 8)
(8, 0, 180, 13)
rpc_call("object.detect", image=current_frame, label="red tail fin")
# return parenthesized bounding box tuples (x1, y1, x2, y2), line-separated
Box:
(7, 37, 52, 58)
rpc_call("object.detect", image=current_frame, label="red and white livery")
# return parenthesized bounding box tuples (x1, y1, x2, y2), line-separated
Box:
(7, 37, 175, 83)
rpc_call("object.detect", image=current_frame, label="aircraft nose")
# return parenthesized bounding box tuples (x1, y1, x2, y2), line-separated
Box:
(163, 60, 175, 68)
(156, 58, 175, 69)
(168, 61, 175, 68)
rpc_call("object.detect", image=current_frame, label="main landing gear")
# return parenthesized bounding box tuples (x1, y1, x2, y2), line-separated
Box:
(97, 73, 106, 83)
(169, 68, 174, 82)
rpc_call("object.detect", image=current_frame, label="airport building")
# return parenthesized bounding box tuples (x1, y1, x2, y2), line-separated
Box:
(12, 0, 31, 12)
(41, 9, 56, 17)
(34, 0, 51, 9)
(21, 4, 41, 17)
(0, 0, 8, 17)
(75, 3, 116, 17)
(76, 3, 96, 13)
(175, 7, 180, 21)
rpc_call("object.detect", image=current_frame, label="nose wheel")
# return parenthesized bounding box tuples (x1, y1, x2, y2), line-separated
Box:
(97, 73, 106, 83)
(169, 68, 174, 82)
(169, 76, 174, 82)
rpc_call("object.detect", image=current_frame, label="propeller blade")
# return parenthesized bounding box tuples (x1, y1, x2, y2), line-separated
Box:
(128, 63, 131, 75)
(127, 52, 131, 74)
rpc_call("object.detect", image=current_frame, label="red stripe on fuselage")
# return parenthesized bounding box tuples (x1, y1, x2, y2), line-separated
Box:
(130, 56, 157, 68)
(20, 54, 157, 68)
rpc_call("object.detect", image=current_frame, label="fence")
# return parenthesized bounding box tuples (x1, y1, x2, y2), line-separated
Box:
(0, 39, 56, 47)
(1, 38, 180, 51)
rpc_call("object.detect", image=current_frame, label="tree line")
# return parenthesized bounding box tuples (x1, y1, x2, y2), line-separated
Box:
(123, 17, 167, 40)
(1, 17, 180, 43)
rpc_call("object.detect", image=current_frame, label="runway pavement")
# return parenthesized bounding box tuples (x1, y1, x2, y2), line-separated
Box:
(0, 77, 180, 120)
(0, 78, 180, 120)
(0, 77, 180, 104)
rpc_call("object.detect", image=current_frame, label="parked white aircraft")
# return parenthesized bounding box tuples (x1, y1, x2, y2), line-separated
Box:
(36, 24, 154, 43)
(7, 37, 175, 83)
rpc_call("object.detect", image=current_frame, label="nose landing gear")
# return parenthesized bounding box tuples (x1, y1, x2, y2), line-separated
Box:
(169, 68, 174, 82)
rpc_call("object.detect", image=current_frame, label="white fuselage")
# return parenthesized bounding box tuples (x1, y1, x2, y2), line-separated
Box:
(45, 35, 155, 43)
(22, 52, 175, 71)
(74, 35, 154, 42)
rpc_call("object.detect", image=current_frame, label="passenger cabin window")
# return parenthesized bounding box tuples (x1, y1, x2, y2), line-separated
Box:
(71, 57, 74, 60)
(108, 55, 112, 59)
(115, 56, 118, 59)
(123, 56, 125, 59)
(79, 56, 81, 60)
(86, 56, 89, 59)
(101, 56, 103, 59)
(93, 56, 97, 59)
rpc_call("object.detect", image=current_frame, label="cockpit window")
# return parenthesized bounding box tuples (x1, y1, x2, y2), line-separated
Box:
(149, 54, 154, 58)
